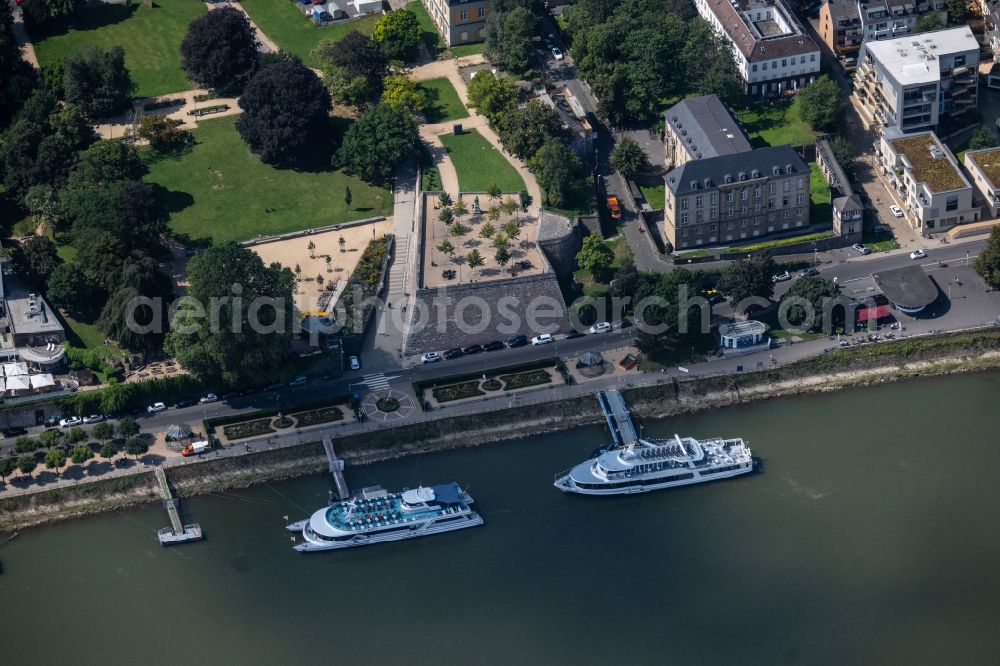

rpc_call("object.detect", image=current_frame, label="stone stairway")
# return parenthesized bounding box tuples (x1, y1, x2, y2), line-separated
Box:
(387, 235, 409, 297)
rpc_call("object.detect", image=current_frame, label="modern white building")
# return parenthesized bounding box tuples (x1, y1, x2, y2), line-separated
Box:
(855, 26, 980, 133)
(877, 128, 979, 233)
(963, 147, 1000, 218)
(693, 0, 821, 96)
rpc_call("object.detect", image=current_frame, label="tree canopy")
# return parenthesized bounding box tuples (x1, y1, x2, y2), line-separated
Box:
(15, 235, 62, 289)
(62, 46, 135, 118)
(236, 55, 332, 165)
(799, 75, 842, 132)
(495, 99, 565, 161)
(336, 103, 418, 186)
(528, 140, 585, 208)
(21, 0, 82, 28)
(610, 135, 649, 181)
(0, 3, 39, 131)
(466, 71, 517, 123)
(373, 9, 422, 61)
(969, 126, 997, 151)
(484, 6, 537, 74)
(576, 234, 615, 283)
(974, 226, 1000, 287)
(716, 256, 776, 305)
(165, 242, 295, 385)
(915, 12, 943, 33)
(380, 74, 430, 115)
(780, 276, 840, 331)
(315, 30, 389, 107)
(181, 7, 259, 92)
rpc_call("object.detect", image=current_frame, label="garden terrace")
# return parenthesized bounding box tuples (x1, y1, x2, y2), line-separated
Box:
(888, 135, 968, 193)
(964, 148, 1000, 189)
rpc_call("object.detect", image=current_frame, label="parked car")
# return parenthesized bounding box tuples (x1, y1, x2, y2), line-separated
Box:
(348, 356, 361, 371)
(506, 335, 528, 348)
(263, 383, 282, 392)
(531, 334, 554, 345)
(443, 348, 464, 360)
(421, 352, 441, 363)
(772, 271, 791, 283)
(83, 414, 105, 424)
(199, 393, 218, 404)
(289, 374, 308, 386)
(175, 399, 196, 409)
(890, 205, 904, 218)
(147, 402, 167, 414)
(551, 46, 564, 60)
(564, 329, 585, 339)
(910, 249, 927, 260)
(799, 267, 820, 278)
(463, 344, 484, 355)
(483, 341, 505, 352)
(852, 243, 871, 255)
(588, 322, 612, 334)
(1, 426, 27, 438)
(59, 416, 83, 428)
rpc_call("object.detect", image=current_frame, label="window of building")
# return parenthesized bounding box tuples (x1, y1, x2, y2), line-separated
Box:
(478, 7, 485, 17)
(727, 191, 734, 203)
(810, 54, 816, 62)
(741, 220, 748, 228)
(460, 9, 467, 20)
(741, 205, 748, 215)
(752, 64, 758, 72)
(782, 210, 789, 219)
(695, 195, 704, 207)
(782, 197, 789, 207)
(783, 180, 791, 192)
(680, 213, 688, 224)
(768, 182, 776, 194)
(710, 224, 717, 231)
(709, 207, 718, 218)
(680, 199, 688, 210)
(798, 177, 804, 189)
(753, 217, 761, 226)
(741, 190, 748, 201)
(726, 222, 734, 230)
(762, 62, 768, 71)
(696, 225, 704, 234)
(696, 210, 704, 222)
(754, 203, 761, 212)
(710, 193, 717, 204)
(946, 196, 958, 211)
(767, 212, 775, 221)
(726, 205, 734, 216)
(781, 59, 787, 67)
(796, 192, 804, 205)
(682, 229, 689, 237)
(753, 187, 761, 198)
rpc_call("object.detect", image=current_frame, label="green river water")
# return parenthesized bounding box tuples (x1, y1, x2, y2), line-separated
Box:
(2, 373, 1000, 665)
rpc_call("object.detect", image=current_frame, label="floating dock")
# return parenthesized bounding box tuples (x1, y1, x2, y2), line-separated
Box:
(154, 467, 202, 546)
(597, 389, 638, 447)
(323, 436, 350, 500)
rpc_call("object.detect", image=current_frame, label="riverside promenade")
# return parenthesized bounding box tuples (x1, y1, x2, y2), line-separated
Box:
(4, 321, 998, 499)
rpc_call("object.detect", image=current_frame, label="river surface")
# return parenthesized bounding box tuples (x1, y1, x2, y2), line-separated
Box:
(3, 374, 1000, 665)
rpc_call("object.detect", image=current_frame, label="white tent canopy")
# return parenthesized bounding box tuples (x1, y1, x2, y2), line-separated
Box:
(2, 362, 28, 377)
(6, 375, 30, 391)
(29, 374, 55, 389)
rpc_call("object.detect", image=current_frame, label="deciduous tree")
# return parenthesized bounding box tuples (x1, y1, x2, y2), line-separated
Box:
(969, 126, 997, 151)
(610, 135, 649, 181)
(92, 422, 114, 443)
(466, 71, 517, 122)
(0, 2, 39, 131)
(71, 444, 93, 465)
(14, 235, 62, 289)
(62, 46, 135, 118)
(181, 7, 259, 92)
(237, 55, 332, 165)
(380, 74, 429, 114)
(799, 75, 842, 132)
(139, 116, 189, 153)
(528, 140, 585, 208)
(46, 263, 92, 317)
(336, 103, 418, 186)
(44, 447, 66, 471)
(373, 9, 422, 61)
(974, 226, 1000, 287)
(780, 276, 840, 331)
(484, 6, 537, 74)
(0, 457, 17, 482)
(38, 429, 61, 450)
(17, 454, 37, 477)
(466, 248, 485, 274)
(315, 30, 388, 107)
(124, 436, 147, 460)
(495, 99, 565, 161)
(717, 256, 776, 304)
(576, 234, 614, 282)
(117, 416, 140, 439)
(99, 441, 118, 460)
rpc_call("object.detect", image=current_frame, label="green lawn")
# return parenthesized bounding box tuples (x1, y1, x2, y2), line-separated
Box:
(239, 0, 379, 68)
(737, 98, 819, 148)
(30, 0, 206, 98)
(419, 77, 468, 123)
(439, 129, 525, 192)
(406, 1, 446, 58)
(449, 42, 485, 57)
(57, 311, 123, 359)
(639, 183, 664, 210)
(143, 116, 391, 243)
(809, 163, 831, 224)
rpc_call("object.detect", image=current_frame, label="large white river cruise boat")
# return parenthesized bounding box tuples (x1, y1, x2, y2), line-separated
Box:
(286, 484, 483, 552)
(554, 434, 753, 495)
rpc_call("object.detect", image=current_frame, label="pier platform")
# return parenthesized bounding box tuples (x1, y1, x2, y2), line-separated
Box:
(597, 389, 638, 446)
(323, 436, 350, 500)
(154, 467, 203, 546)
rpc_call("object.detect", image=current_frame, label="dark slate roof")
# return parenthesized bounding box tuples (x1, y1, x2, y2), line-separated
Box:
(665, 95, 752, 161)
(664, 145, 808, 195)
(833, 194, 864, 212)
(822, 0, 860, 25)
(872, 265, 938, 309)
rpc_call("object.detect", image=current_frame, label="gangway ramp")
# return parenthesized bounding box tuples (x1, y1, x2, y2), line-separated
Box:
(597, 389, 638, 447)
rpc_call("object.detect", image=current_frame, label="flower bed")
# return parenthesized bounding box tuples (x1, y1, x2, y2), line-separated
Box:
(223, 418, 276, 441)
(375, 397, 400, 412)
(499, 369, 552, 390)
(335, 235, 392, 334)
(432, 381, 486, 403)
(482, 379, 502, 391)
(292, 406, 344, 428)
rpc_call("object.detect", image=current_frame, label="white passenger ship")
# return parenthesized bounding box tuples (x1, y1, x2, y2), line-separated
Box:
(286, 484, 483, 552)
(554, 434, 753, 495)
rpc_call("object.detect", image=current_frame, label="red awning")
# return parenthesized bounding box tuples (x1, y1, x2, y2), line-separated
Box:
(856, 305, 891, 322)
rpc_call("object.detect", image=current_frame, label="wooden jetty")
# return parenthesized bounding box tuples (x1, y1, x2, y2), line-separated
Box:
(323, 435, 350, 500)
(155, 467, 202, 546)
(597, 389, 638, 447)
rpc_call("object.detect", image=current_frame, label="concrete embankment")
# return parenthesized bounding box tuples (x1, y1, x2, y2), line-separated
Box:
(3, 329, 1000, 531)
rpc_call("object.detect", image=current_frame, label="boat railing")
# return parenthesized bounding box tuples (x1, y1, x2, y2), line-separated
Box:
(553, 468, 572, 482)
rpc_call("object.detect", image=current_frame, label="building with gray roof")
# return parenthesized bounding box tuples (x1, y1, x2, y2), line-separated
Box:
(663, 95, 752, 170)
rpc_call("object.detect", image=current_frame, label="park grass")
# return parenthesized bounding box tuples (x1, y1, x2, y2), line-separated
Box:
(56, 311, 123, 359)
(449, 42, 485, 58)
(239, 0, 378, 68)
(639, 183, 665, 210)
(810, 163, 832, 224)
(420, 77, 468, 123)
(30, 0, 206, 98)
(406, 1, 446, 58)
(737, 98, 819, 148)
(438, 129, 525, 192)
(142, 116, 391, 243)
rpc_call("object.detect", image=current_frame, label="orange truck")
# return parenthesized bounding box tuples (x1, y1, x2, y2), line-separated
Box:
(606, 196, 622, 220)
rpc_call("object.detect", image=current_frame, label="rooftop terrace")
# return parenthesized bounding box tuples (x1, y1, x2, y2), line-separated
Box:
(889, 134, 967, 193)
(965, 148, 1000, 188)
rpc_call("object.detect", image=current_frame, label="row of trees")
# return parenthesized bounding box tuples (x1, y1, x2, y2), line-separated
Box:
(435, 192, 523, 275)
(467, 72, 586, 207)
(564, 0, 743, 124)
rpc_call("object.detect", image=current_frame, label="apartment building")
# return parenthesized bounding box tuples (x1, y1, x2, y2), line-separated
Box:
(983, 0, 1000, 88)
(693, 0, 821, 96)
(663, 146, 811, 250)
(422, 0, 490, 47)
(855, 27, 979, 133)
(877, 128, 979, 232)
(663, 95, 752, 170)
(964, 148, 1000, 217)
(819, 0, 947, 57)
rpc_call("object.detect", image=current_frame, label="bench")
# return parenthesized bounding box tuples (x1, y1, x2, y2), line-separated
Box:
(187, 104, 230, 117)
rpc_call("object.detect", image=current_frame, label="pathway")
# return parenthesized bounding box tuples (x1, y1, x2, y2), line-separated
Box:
(9, 4, 38, 70)
(91, 88, 243, 140)
(212, 1, 281, 54)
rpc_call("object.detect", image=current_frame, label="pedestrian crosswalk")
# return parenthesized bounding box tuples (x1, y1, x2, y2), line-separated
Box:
(363, 373, 390, 390)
